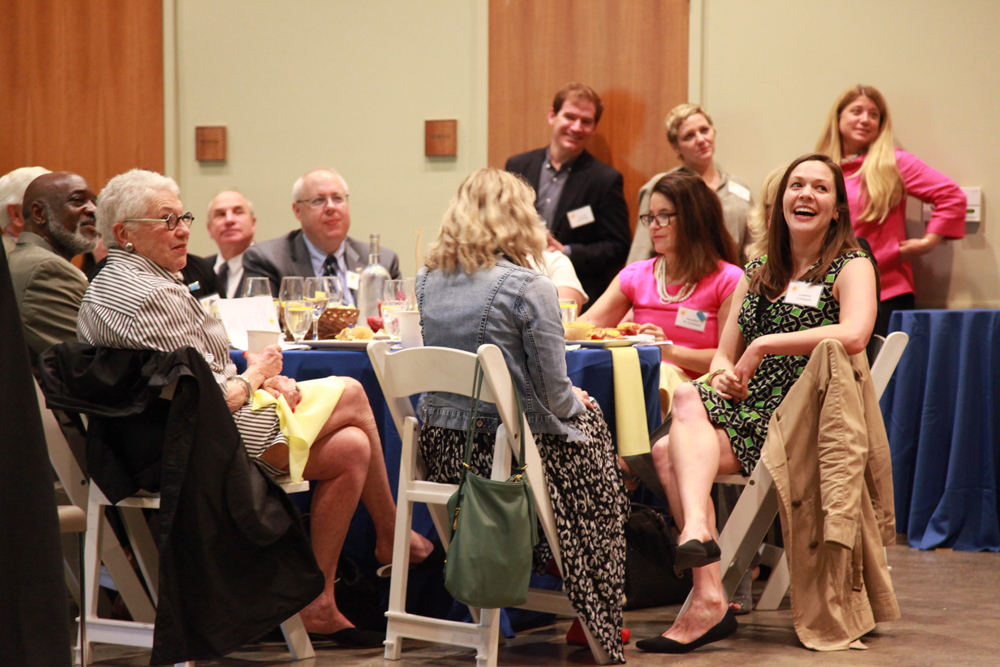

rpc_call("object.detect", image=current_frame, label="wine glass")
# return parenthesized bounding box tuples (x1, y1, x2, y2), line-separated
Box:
(243, 277, 271, 298)
(383, 278, 416, 308)
(283, 301, 313, 344)
(280, 277, 310, 343)
(305, 276, 342, 341)
(279, 277, 305, 340)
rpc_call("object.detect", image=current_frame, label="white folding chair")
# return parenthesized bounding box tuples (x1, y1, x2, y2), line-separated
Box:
(692, 332, 909, 614)
(37, 380, 157, 665)
(82, 476, 314, 666)
(37, 376, 316, 667)
(368, 341, 613, 667)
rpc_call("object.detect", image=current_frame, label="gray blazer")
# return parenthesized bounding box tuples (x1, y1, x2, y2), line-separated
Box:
(242, 229, 401, 300)
(8, 232, 89, 363)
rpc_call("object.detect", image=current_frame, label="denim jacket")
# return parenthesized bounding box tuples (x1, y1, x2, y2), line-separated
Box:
(416, 259, 586, 441)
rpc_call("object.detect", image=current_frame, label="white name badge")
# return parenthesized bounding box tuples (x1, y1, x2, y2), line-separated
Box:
(567, 205, 596, 228)
(675, 306, 708, 332)
(728, 179, 751, 202)
(346, 271, 361, 291)
(784, 281, 823, 308)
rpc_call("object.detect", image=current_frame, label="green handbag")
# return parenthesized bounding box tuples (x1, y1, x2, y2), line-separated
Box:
(444, 360, 539, 609)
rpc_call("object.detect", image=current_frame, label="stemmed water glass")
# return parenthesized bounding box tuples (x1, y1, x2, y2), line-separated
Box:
(381, 279, 415, 338)
(243, 277, 271, 298)
(279, 277, 310, 343)
(305, 276, 342, 341)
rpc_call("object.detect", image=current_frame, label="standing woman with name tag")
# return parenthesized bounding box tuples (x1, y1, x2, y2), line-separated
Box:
(580, 171, 742, 416)
(636, 154, 878, 654)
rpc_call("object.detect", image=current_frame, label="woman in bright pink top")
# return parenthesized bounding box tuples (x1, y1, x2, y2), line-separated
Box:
(817, 84, 965, 335)
(618, 258, 742, 379)
(582, 171, 741, 391)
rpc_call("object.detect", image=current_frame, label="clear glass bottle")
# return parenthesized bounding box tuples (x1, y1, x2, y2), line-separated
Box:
(357, 233, 391, 325)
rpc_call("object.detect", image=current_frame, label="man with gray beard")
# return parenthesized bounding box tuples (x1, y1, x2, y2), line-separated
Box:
(9, 171, 98, 364)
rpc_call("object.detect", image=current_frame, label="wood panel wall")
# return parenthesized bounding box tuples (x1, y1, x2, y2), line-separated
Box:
(0, 0, 164, 191)
(489, 0, 689, 232)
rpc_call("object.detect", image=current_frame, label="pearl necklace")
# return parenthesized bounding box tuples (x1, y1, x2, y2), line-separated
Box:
(654, 256, 695, 304)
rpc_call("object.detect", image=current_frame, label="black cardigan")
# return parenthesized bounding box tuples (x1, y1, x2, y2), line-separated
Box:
(38, 344, 324, 665)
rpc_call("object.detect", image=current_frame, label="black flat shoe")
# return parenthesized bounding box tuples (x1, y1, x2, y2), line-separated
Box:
(674, 538, 721, 571)
(376, 539, 446, 578)
(307, 627, 386, 649)
(635, 609, 738, 654)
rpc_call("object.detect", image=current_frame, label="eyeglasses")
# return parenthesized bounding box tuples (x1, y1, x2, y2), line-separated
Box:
(123, 212, 195, 230)
(638, 212, 677, 228)
(295, 194, 349, 209)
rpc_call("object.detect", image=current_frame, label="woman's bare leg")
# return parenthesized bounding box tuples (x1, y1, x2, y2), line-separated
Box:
(296, 425, 370, 633)
(314, 378, 433, 565)
(649, 382, 742, 643)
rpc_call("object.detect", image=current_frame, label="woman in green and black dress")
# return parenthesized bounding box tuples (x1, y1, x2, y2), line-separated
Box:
(636, 154, 878, 654)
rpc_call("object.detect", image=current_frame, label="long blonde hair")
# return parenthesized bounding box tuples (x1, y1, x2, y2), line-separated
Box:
(424, 168, 546, 274)
(745, 164, 786, 261)
(815, 84, 904, 224)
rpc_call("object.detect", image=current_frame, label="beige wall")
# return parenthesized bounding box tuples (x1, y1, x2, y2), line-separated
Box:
(695, 0, 1000, 308)
(169, 0, 489, 278)
(169, 0, 999, 307)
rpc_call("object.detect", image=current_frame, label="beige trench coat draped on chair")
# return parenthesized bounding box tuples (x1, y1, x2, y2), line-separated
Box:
(761, 339, 900, 650)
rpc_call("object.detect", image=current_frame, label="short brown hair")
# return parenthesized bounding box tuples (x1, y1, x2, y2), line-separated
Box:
(650, 171, 738, 283)
(665, 104, 714, 147)
(552, 82, 603, 123)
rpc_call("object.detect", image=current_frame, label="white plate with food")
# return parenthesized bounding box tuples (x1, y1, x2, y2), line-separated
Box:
(305, 339, 373, 350)
(568, 334, 657, 348)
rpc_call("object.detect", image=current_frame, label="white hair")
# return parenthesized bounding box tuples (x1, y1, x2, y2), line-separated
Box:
(97, 169, 180, 249)
(291, 168, 350, 201)
(0, 166, 51, 230)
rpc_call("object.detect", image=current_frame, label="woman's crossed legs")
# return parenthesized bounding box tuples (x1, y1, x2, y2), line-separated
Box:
(261, 377, 433, 634)
(650, 382, 742, 645)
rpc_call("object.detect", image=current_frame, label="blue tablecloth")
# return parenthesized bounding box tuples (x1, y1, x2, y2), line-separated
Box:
(882, 309, 1000, 551)
(230, 346, 661, 563)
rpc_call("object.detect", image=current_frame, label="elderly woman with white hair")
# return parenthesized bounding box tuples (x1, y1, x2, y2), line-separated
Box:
(78, 168, 432, 648)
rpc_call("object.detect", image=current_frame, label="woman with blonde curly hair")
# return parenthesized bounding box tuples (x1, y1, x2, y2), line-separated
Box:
(816, 84, 965, 335)
(418, 168, 629, 663)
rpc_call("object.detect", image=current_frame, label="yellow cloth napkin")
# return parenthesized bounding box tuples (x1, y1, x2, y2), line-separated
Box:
(252, 377, 346, 482)
(610, 346, 649, 456)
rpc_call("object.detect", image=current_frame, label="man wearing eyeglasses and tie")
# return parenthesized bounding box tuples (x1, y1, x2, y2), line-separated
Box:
(242, 168, 401, 303)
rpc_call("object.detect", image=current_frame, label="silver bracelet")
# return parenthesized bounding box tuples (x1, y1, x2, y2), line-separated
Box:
(230, 374, 253, 405)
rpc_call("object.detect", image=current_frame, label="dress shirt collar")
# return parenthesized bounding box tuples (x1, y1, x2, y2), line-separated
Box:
(301, 234, 345, 277)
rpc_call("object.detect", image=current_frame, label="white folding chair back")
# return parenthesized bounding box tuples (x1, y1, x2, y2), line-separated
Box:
(699, 333, 909, 614)
(368, 341, 611, 667)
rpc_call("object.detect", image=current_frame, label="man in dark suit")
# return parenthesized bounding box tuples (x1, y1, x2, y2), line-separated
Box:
(505, 82, 630, 307)
(242, 168, 400, 303)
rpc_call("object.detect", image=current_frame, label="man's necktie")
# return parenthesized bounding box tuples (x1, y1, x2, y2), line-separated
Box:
(217, 262, 229, 298)
(322, 253, 354, 306)
(321, 254, 338, 277)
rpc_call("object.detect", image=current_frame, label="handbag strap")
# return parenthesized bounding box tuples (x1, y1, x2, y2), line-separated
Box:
(460, 358, 529, 475)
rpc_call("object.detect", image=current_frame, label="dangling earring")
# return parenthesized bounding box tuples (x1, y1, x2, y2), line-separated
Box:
(125, 242, 135, 253)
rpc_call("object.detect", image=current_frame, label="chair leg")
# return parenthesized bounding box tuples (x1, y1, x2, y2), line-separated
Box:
(76, 532, 86, 666)
(279, 613, 315, 660)
(755, 552, 789, 611)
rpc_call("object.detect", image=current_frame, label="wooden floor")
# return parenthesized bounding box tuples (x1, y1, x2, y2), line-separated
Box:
(90, 542, 1000, 667)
